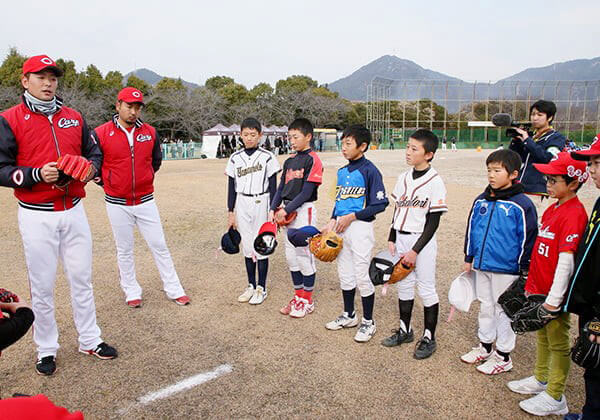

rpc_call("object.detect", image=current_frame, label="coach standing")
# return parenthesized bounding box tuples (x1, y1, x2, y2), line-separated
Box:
(92, 87, 189, 308)
(0, 55, 117, 376)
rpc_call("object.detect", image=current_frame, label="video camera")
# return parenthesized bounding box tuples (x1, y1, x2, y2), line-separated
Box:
(491, 113, 532, 139)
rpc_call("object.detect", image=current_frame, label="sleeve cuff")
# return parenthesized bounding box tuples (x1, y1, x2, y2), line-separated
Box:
(464, 255, 474, 263)
(32, 168, 42, 183)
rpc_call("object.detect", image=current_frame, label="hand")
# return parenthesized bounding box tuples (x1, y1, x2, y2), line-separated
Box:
(41, 162, 58, 183)
(514, 128, 529, 141)
(400, 250, 417, 267)
(542, 302, 559, 312)
(268, 210, 275, 223)
(463, 262, 472, 272)
(388, 241, 396, 256)
(321, 219, 336, 234)
(81, 163, 97, 183)
(274, 208, 287, 225)
(335, 213, 356, 233)
(227, 212, 236, 229)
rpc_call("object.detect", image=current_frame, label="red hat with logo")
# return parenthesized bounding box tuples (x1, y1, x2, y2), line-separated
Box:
(117, 87, 144, 104)
(533, 151, 589, 183)
(571, 134, 600, 161)
(22, 55, 63, 77)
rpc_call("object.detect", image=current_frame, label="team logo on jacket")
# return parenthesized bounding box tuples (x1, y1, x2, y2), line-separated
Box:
(285, 168, 305, 183)
(237, 163, 263, 177)
(479, 202, 488, 215)
(136, 134, 152, 142)
(396, 194, 428, 208)
(376, 191, 385, 200)
(538, 226, 555, 240)
(498, 204, 511, 216)
(336, 185, 366, 200)
(58, 118, 80, 129)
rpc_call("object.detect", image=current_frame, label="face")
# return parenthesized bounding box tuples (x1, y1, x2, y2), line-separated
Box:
(241, 127, 260, 148)
(589, 156, 600, 189)
(21, 70, 58, 101)
(116, 101, 143, 125)
(544, 175, 575, 200)
(406, 138, 432, 167)
(341, 136, 366, 160)
(487, 162, 517, 189)
(530, 108, 551, 130)
(288, 129, 311, 151)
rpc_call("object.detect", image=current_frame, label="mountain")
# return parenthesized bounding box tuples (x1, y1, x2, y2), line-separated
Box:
(502, 57, 600, 81)
(123, 68, 200, 90)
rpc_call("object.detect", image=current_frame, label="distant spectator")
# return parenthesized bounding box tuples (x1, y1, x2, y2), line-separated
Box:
(451, 137, 457, 151)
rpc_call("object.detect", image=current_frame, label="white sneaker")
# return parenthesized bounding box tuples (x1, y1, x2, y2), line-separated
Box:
(507, 376, 548, 395)
(237, 285, 255, 303)
(476, 351, 513, 375)
(249, 286, 267, 305)
(325, 312, 359, 330)
(290, 298, 314, 318)
(354, 318, 376, 342)
(519, 391, 568, 416)
(460, 344, 493, 364)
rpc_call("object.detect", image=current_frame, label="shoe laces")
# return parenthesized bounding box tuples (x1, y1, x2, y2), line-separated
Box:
(358, 321, 373, 334)
(417, 336, 431, 349)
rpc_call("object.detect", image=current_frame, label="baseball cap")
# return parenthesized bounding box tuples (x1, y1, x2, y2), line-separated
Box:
(287, 226, 320, 247)
(22, 55, 63, 77)
(117, 87, 144, 104)
(533, 151, 589, 183)
(571, 134, 600, 161)
(220, 227, 241, 254)
(448, 271, 476, 313)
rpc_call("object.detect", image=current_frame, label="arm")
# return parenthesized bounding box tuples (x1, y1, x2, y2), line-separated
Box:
(152, 128, 162, 172)
(355, 166, 389, 221)
(268, 173, 277, 205)
(0, 116, 44, 187)
(521, 132, 565, 164)
(519, 202, 539, 273)
(463, 201, 476, 264)
(0, 306, 34, 352)
(227, 176, 236, 212)
(283, 182, 317, 214)
(412, 212, 442, 254)
(545, 252, 575, 309)
(80, 118, 102, 176)
(270, 173, 285, 211)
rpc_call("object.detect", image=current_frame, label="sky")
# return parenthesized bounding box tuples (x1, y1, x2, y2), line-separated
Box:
(2, 0, 599, 88)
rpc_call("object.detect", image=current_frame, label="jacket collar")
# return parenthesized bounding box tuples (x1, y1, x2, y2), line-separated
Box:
(112, 114, 143, 129)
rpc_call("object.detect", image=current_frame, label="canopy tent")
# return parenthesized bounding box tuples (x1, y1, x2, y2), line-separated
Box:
(203, 124, 233, 136)
(228, 124, 241, 134)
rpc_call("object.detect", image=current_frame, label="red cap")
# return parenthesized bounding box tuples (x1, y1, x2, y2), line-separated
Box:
(117, 87, 144, 104)
(571, 134, 600, 160)
(22, 55, 63, 77)
(533, 151, 589, 183)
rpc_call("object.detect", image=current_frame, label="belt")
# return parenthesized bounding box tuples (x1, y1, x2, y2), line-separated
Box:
(241, 192, 267, 197)
(397, 230, 414, 235)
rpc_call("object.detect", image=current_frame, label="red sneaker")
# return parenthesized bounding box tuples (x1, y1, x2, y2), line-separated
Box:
(280, 296, 298, 315)
(127, 299, 142, 308)
(174, 295, 191, 306)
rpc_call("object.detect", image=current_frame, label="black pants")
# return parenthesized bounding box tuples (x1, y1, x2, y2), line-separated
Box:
(583, 367, 600, 419)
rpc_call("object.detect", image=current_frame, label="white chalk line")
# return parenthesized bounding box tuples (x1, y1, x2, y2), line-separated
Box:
(117, 363, 233, 415)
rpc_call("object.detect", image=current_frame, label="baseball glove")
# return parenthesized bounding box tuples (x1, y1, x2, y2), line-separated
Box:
(0, 288, 19, 303)
(510, 295, 559, 334)
(308, 231, 343, 262)
(56, 154, 95, 183)
(275, 209, 297, 227)
(388, 262, 414, 285)
(571, 318, 600, 369)
(497, 273, 528, 319)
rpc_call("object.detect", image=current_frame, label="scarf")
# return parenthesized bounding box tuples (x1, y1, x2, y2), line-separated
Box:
(483, 182, 525, 201)
(23, 90, 61, 116)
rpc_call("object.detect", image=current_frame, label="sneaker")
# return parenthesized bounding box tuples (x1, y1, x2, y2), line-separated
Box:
(289, 298, 314, 318)
(519, 391, 568, 416)
(174, 295, 190, 306)
(507, 376, 548, 395)
(238, 285, 255, 303)
(476, 351, 512, 375)
(381, 328, 414, 347)
(79, 342, 118, 360)
(126, 299, 142, 308)
(249, 286, 267, 305)
(325, 312, 359, 330)
(414, 336, 437, 359)
(280, 296, 298, 315)
(460, 344, 493, 364)
(354, 318, 376, 342)
(35, 356, 56, 376)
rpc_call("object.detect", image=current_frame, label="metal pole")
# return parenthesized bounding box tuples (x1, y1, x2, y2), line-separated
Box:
(444, 80, 448, 139)
(581, 81, 588, 144)
(470, 81, 476, 142)
(566, 81, 575, 140)
(457, 81, 462, 142)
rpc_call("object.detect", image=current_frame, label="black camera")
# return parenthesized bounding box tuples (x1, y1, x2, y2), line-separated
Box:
(491, 113, 533, 139)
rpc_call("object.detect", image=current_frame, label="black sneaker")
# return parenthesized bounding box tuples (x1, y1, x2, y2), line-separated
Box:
(79, 342, 118, 360)
(381, 328, 414, 347)
(36, 356, 56, 376)
(414, 336, 437, 359)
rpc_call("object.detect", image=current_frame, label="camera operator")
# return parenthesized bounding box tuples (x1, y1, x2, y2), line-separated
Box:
(509, 100, 566, 196)
(0, 291, 34, 356)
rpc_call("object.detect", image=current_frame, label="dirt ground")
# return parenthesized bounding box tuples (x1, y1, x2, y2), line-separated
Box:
(0, 149, 595, 419)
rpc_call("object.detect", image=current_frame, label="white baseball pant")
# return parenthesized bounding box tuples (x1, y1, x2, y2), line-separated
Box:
(284, 202, 316, 276)
(105, 200, 185, 301)
(235, 193, 269, 260)
(18, 203, 103, 358)
(337, 220, 375, 297)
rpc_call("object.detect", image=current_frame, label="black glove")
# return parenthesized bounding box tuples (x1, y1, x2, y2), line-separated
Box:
(571, 318, 600, 369)
(498, 273, 527, 319)
(511, 296, 560, 334)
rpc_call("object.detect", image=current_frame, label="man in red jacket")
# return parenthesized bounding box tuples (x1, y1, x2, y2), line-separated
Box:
(0, 54, 117, 376)
(93, 87, 189, 308)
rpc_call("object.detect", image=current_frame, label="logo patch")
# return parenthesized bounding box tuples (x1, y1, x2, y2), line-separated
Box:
(24, 114, 30, 120)
(566, 234, 579, 243)
(40, 57, 53, 65)
(12, 169, 24, 186)
(479, 203, 488, 215)
(376, 191, 385, 200)
(498, 204, 511, 216)
(538, 226, 556, 240)
(136, 134, 152, 142)
(58, 118, 80, 129)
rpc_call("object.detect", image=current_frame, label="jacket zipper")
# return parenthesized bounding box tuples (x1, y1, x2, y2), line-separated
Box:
(477, 202, 496, 270)
(48, 117, 67, 210)
(131, 144, 136, 203)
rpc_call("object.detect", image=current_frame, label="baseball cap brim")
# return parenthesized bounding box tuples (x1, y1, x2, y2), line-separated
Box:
(571, 149, 600, 161)
(532, 163, 563, 175)
(26, 64, 63, 77)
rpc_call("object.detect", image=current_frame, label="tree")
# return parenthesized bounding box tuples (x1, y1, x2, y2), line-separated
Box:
(155, 77, 185, 92)
(205, 75, 234, 91)
(125, 75, 151, 95)
(0, 47, 26, 89)
(80, 64, 105, 95)
(219, 83, 249, 106)
(55, 59, 78, 89)
(275, 75, 318, 94)
(104, 70, 124, 91)
(249, 82, 273, 100)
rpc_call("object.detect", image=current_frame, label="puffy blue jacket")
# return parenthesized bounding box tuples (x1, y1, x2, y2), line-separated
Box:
(464, 184, 538, 274)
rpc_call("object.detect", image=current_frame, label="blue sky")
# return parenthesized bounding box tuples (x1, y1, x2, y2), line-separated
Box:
(2, 0, 598, 88)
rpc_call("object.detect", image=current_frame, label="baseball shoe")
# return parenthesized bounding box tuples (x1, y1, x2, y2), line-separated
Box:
(289, 298, 314, 318)
(519, 391, 568, 416)
(35, 356, 56, 376)
(126, 299, 142, 308)
(325, 312, 359, 330)
(460, 344, 493, 364)
(354, 318, 376, 342)
(381, 328, 414, 347)
(280, 296, 298, 315)
(249, 286, 267, 305)
(507, 376, 548, 395)
(79, 342, 118, 360)
(476, 351, 512, 375)
(414, 336, 437, 359)
(238, 285, 255, 303)
(174, 295, 190, 306)
(563, 413, 582, 420)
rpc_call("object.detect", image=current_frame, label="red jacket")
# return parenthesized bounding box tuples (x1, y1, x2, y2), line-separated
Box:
(93, 116, 162, 205)
(0, 97, 102, 211)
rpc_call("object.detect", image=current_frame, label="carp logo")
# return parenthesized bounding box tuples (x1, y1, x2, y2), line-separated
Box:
(40, 57, 53, 65)
(566, 234, 579, 243)
(538, 226, 556, 240)
(58, 118, 80, 129)
(12, 169, 24, 186)
(131, 90, 142, 99)
(136, 134, 152, 142)
(285, 168, 305, 183)
(567, 165, 589, 183)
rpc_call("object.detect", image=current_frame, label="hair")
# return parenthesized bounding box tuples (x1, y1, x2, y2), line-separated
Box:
(288, 118, 313, 138)
(241, 117, 262, 133)
(530, 100, 557, 123)
(409, 129, 438, 161)
(341, 124, 372, 150)
(558, 174, 584, 192)
(486, 149, 522, 174)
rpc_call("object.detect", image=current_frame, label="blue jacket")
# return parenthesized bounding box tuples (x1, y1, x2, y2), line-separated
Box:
(464, 184, 538, 274)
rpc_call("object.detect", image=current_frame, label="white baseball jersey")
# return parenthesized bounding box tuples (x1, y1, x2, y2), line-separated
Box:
(391, 167, 447, 233)
(225, 148, 280, 195)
